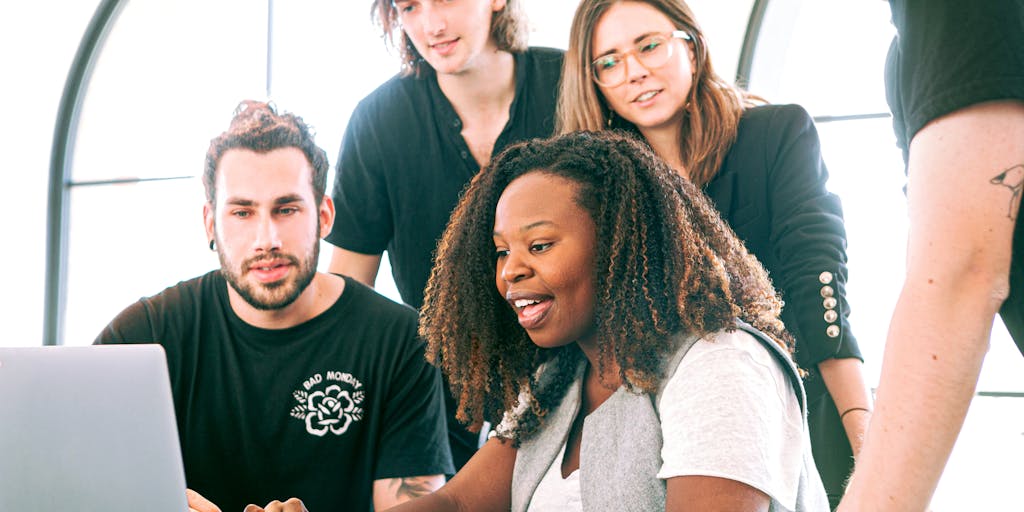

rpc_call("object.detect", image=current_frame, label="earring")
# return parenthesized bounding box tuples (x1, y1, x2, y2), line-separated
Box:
(209, 239, 216, 252)
(606, 110, 615, 128)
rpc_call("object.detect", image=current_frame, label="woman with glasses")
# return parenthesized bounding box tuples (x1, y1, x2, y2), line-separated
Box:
(557, 1, 871, 507)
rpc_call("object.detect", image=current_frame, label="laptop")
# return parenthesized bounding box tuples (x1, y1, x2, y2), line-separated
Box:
(0, 344, 188, 512)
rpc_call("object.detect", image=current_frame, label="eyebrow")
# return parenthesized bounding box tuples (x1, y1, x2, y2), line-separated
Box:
(224, 194, 305, 207)
(493, 220, 555, 237)
(594, 31, 664, 59)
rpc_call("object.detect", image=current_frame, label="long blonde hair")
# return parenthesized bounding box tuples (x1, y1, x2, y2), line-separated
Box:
(556, 0, 761, 187)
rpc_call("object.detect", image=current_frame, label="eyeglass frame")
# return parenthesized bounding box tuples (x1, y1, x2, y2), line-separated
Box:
(590, 30, 693, 88)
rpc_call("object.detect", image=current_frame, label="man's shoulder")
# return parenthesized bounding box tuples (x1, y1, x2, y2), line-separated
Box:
(137, 271, 221, 310)
(522, 46, 565, 82)
(354, 72, 431, 117)
(97, 271, 222, 345)
(524, 46, 564, 62)
(335, 276, 420, 327)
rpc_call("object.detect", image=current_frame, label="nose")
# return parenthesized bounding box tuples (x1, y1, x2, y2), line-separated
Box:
(624, 52, 650, 83)
(499, 251, 532, 284)
(253, 216, 282, 252)
(423, 3, 447, 35)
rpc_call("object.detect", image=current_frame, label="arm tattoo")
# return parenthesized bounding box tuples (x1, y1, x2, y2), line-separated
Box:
(989, 164, 1024, 220)
(387, 475, 441, 501)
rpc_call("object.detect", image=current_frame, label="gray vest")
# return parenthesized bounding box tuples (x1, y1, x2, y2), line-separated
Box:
(510, 323, 828, 512)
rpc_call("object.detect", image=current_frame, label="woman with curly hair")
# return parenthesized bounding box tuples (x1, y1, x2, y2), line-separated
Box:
(387, 130, 828, 511)
(557, 1, 872, 505)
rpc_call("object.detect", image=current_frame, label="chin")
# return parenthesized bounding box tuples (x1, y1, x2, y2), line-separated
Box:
(526, 333, 576, 351)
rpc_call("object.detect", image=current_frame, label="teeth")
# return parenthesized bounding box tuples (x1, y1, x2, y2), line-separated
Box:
(636, 91, 658, 102)
(514, 299, 540, 308)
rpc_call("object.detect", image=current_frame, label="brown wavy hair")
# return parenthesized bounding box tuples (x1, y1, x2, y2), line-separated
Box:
(420, 130, 790, 443)
(204, 100, 329, 206)
(556, 0, 762, 187)
(371, 0, 528, 77)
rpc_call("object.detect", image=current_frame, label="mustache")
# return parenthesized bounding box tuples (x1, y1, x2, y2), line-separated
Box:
(242, 253, 300, 270)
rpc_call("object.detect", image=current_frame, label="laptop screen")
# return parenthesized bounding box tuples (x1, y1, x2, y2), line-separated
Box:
(0, 344, 188, 512)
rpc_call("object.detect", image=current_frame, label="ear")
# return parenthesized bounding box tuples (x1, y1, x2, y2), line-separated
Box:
(318, 196, 336, 239)
(203, 202, 216, 243)
(686, 39, 697, 73)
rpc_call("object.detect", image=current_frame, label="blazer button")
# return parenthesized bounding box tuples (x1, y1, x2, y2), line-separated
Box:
(819, 271, 834, 284)
(824, 310, 838, 323)
(820, 285, 834, 298)
(823, 297, 837, 309)
(826, 325, 840, 338)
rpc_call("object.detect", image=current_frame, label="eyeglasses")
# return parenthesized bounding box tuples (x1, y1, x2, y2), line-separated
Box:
(591, 30, 692, 88)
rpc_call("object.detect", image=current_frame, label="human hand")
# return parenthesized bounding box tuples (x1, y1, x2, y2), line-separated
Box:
(243, 497, 309, 512)
(186, 488, 221, 512)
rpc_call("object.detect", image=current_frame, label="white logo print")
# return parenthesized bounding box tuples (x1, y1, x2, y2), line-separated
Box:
(290, 371, 365, 437)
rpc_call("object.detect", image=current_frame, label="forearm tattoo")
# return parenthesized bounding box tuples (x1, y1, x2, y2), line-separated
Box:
(990, 164, 1024, 220)
(387, 475, 441, 501)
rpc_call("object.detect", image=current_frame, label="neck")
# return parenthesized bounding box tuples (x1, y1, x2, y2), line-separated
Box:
(226, 272, 345, 330)
(437, 49, 516, 117)
(576, 336, 622, 390)
(639, 123, 689, 178)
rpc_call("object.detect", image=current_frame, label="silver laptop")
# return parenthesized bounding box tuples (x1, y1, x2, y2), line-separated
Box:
(0, 344, 188, 512)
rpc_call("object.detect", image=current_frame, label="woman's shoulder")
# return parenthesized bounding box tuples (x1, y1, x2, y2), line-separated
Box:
(679, 328, 781, 368)
(740, 103, 814, 130)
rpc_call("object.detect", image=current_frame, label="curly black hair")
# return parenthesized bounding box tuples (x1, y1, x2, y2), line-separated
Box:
(420, 130, 790, 443)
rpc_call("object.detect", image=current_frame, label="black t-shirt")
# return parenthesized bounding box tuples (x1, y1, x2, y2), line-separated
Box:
(96, 272, 453, 512)
(327, 47, 564, 311)
(886, 0, 1024, 352)
(327, 47, 563, 470)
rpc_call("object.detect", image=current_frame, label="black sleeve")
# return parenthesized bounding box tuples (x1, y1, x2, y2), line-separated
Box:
(326, 97, 394, 255)
(887, 0, 1024, 155)
(94, 300, 159, 345)
(764, 105, 862, 367)
(373, 336, 455, 479)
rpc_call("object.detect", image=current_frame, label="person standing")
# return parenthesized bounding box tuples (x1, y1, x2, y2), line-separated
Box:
(839, 1, 1024, 510)
(557, 0, 872, 506)
(326, 0, 563, 470)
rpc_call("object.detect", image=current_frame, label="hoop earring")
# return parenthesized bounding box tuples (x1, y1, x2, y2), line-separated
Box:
(209, 239, 216, 252)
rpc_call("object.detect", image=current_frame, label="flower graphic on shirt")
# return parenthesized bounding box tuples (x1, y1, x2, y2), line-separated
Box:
(290, 372, 365, 437)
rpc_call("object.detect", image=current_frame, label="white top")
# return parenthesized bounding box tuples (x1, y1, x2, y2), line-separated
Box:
(526, 443, 583, 512)
(505, 329, 809, 511)
(656, 329, 805, 509)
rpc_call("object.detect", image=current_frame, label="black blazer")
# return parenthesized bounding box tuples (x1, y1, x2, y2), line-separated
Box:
(705, 104, 862, 369)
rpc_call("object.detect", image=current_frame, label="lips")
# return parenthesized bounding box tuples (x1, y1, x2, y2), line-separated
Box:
(430, 38, 459, 56)
(633, 89, 662, 103)
(246, 258, 292, 284)
(506, 291, 554, 330)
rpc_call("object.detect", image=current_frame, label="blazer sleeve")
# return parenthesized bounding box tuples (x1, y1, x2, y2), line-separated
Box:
(762, 105, 862, 367)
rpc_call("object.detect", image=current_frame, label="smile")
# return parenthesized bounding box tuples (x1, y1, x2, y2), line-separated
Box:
(633, 89, 662, 103)
(508, 296, 553, 330)
(431, 38, 459, 55)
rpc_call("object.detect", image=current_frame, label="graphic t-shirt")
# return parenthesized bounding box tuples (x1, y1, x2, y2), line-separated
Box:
(96, 272, 453, 512)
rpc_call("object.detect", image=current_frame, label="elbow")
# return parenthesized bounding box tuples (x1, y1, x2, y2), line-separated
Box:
(909, 256, 1012, 314)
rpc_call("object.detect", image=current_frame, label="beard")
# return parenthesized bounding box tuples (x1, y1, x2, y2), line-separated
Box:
(217, 237, 320, 311)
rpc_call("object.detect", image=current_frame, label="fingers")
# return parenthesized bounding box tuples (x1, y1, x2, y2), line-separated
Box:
(185, 488, 222, 512)
(245, 498, 308, 512)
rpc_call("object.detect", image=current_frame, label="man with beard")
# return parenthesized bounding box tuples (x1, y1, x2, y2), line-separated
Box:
(96, 101, 452, 512)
